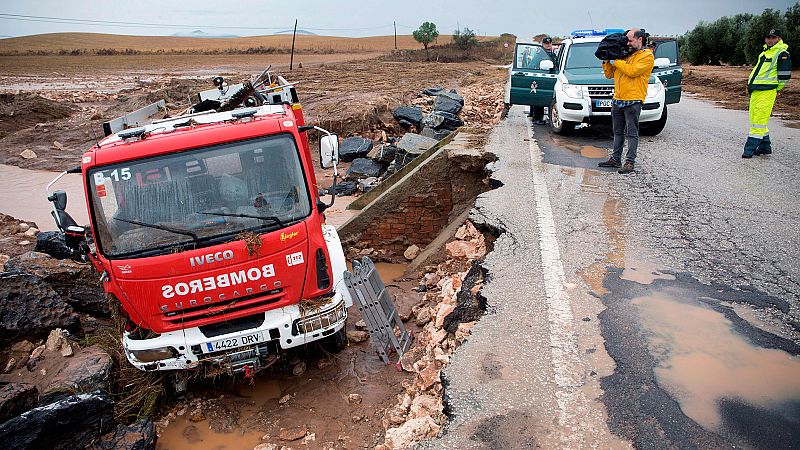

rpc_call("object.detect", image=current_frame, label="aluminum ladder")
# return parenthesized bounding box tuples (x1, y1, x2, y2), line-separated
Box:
(344, 257, 413, 365)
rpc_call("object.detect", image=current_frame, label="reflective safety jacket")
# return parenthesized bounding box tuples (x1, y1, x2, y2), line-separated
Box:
(748, 40, 791, 92)
(603, 49, 655, 101)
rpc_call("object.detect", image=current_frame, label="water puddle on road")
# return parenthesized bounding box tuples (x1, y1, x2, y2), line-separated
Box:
(156, 379, 282, 450)
(0, 164, 87, 230)
(580, 197, 624, 296)
(620, 258, 676, 285)
(347, 261, 408, 282)
(634, 294, 800, 431)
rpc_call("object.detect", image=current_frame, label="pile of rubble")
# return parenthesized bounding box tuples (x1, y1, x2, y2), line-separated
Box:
(0, 226, 156, 449)
(377, 221, 488, 449)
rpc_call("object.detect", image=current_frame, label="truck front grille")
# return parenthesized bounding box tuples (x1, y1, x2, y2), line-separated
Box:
(588, 86, 614, 98)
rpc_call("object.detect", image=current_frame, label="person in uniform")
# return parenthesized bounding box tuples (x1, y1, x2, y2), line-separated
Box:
(743, 28, 792, 158)
(532, 36, 558, 125)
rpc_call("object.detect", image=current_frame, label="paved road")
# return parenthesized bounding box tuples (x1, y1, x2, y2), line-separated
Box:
(423, 97, 800, 449)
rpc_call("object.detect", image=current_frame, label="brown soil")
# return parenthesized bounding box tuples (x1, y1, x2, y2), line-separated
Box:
(0, 54, 506, 171)
(682, 64, 800, 121)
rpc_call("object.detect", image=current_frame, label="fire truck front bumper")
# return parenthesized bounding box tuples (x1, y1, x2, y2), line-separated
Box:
(123, 294, 347, 372)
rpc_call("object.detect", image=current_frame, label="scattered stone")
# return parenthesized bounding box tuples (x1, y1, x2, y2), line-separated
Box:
(89, 418, 156, 450)
(404, 245, 421, 261)
(414, 308, 432, 326)
(3, 357, 17, 373)
(30, 344, 46, 359)
(0, 254, 9, 272)
(11, 340, 35, 353)
(445, 240, 486, 260)
(52, 141, 64, 150)
(40, 345, 113, 403)
(409, 394, 443, 420)
(345, 158, 383, 180)
(18, 223, 30, 232)
(254, 444, 278, 450)
(24, 227, 39, 237)
(291, 361, 307, 376)
(188, 409, 206, 422)
(434, 93, 463, 115)
(278, 394, 293, 405)
(348, 394, 363, 405)
(357, 177, 378, 193)
(384, 416, 441, 449)
(347, 330, 369, 343)
(368, 144, 397, 165)
(422, 111, 464, 130)
(278, 426, 307, 441)
(421, 87, 446, 96)
(18, 240, 31, 246)
(419, 127, 451, 141)
(34, 231, 73, 260)
(392, 106, 423, 128)
(396, 133, 438, 155)
(19, 149, 37, 159)
(302, 432, 316, 444)
(0, 382, 39, 422)
(0, 393, 115, 450)
(338, 137, 373, 162)
(45, 328, 73, 356)
(328, 181, 357, 196)
(435, 303, 456, 329)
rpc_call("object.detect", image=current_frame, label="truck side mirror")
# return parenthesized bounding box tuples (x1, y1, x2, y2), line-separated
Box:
(50, 190, 68, 211)
(539, 59, 554, 71)
(654, 57, 671, 69)
(320, 134, 339, 169)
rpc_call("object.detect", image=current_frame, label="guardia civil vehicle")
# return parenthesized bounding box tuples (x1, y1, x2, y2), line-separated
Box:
(504, 29, 683, 135)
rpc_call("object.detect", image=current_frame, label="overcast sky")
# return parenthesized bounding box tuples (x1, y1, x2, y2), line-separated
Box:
(0, 0, 794, 39)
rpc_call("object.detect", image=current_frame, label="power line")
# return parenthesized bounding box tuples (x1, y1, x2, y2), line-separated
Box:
(0, 13, 396, 32)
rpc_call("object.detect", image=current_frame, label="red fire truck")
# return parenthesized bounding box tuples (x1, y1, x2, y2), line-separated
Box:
(46, 72, 351, 377)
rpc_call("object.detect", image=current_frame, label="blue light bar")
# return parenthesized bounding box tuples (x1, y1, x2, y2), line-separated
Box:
(570, 28, 625, 37)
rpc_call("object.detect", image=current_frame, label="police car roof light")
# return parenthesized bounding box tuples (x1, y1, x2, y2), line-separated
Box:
(570, 28, 625, 38)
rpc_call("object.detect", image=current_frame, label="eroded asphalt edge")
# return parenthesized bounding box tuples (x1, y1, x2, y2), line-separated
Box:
(419, 107, 621, 449)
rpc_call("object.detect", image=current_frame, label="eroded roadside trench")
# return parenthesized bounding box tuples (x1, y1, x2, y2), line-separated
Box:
(0, 60, 512, 450)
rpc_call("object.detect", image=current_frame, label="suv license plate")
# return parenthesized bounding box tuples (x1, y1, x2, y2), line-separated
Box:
(203, 331, 264, 354)
(596, 99, 612, 108)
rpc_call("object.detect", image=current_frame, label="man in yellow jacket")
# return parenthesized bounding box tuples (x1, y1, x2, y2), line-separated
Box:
(598, 29, 654, 174)
(743, 28, 792, 158)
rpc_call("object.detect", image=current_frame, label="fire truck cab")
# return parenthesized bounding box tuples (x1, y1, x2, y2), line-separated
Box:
(48, 75, 350, 376)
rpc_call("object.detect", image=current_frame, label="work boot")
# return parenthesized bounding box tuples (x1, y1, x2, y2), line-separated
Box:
(742, 136, 760, 158)
(598, 157, 621, 168)
(755, 135, 772, 155)
(618, 161, 635, 174)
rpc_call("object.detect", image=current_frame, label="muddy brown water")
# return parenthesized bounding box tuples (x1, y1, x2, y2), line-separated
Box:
(634, 294, 800, 431)
(0, 163, 87, 231)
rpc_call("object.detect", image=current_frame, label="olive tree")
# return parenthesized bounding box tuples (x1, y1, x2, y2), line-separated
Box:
(413, 21, 439, 58)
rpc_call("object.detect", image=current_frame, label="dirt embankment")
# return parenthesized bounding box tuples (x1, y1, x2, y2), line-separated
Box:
(682, 64, 800, 121)
(0, 57, 506, 172)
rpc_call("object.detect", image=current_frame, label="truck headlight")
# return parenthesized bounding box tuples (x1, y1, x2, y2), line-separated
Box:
(646, 83, 662, 98)
(130, 347, 177, 363)
(561, 83, 583, 99)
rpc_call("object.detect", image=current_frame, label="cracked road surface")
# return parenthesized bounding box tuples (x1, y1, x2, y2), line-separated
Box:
(423, 98, 800, 449)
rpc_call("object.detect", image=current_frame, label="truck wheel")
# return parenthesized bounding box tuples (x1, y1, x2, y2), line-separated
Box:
(640, 105, 668, 136)
(549, 100, 575, 135)
(321, 325, 347, 354)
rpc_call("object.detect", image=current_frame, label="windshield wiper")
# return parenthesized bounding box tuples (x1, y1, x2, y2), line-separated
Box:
(198, 211, 285, 229)
(114, 217, 200, 244)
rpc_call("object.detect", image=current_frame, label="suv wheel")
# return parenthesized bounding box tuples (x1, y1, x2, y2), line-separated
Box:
(640, 105, 668, 136)
(549, 99, 575, 135)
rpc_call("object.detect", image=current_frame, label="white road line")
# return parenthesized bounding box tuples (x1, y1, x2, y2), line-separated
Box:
(526, 118, 583, 445)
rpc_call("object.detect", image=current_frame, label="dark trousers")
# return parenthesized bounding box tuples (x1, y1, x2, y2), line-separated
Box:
(611, 102, 642, 163)
(532, 106, 545, 120)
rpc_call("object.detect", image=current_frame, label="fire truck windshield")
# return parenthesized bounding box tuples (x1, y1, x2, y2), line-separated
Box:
(88, 133, 311, 258)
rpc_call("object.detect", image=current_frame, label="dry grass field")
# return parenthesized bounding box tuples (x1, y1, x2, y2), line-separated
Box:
(0, 32, 496, 55)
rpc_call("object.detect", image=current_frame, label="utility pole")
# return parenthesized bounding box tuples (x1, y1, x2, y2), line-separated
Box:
(290, 19, 298, 71)
(394, 21, 397, 49)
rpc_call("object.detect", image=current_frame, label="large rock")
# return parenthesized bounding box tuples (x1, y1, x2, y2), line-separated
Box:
(0, 382, 39, 422)
(34, 231, 73, 260)
(420, 127, 451, 141)
(368, 144, 397, 165)
(5, 251, 107, 316)
(434, 93, 463, 115)
(384, 416, 441, 449)
(422, 111, 464, 131)
(393, 133, 439, 171)
(339, 137, 373, 162)
(0, 392, 115, 450)
(89, 418, 156, 450)
(0, 272, 79, 342)
(345, 158, 383, 180)
(392, 106, 423, 128)
(40, 345, 113, 404)
(328, 181, 357, 196)
(421, 87, 446, 96)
